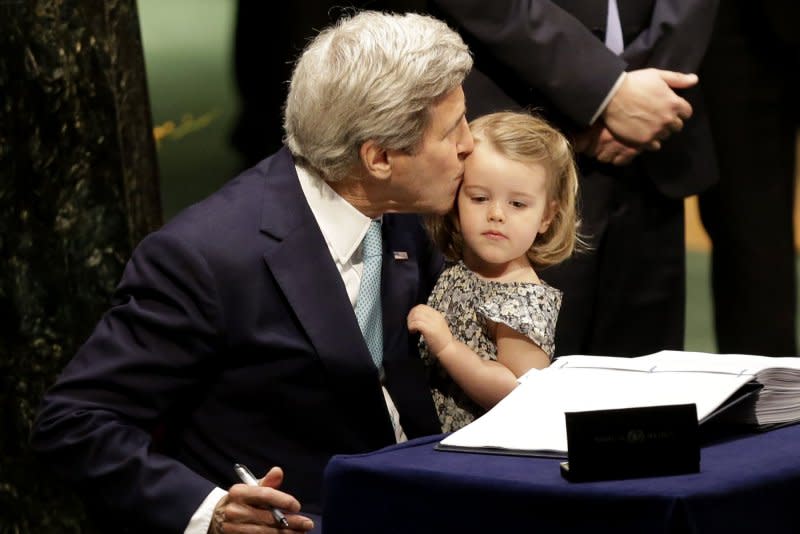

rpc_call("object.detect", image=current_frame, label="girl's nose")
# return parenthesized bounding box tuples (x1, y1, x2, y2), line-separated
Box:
(488, 203, 505, 222)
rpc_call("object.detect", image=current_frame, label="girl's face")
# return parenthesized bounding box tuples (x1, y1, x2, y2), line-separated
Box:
(458, 141, 556, 277)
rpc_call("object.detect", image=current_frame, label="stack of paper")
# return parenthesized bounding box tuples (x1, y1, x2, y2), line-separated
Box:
(438, 351, 800, 457)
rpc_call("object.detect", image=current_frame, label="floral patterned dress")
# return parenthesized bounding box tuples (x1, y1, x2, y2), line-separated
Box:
(421, 261, 562, 433)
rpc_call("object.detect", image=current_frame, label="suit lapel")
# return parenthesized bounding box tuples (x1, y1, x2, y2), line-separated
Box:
(380, 217, 417, 364)
(257, 155, 438, 438)
(258, 149, 377, 380)
(381, 216, 443, 436)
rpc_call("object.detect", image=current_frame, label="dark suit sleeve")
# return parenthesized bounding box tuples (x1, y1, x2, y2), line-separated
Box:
(31, 231, 222, 532)
(622, 0, 719, 70)
(432, 0, 627, 125)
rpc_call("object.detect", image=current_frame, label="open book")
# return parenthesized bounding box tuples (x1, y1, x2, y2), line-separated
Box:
(437, 351, 800, 458)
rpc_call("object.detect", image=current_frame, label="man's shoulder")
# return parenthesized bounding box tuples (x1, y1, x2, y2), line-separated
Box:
(162, 149, 296, 240)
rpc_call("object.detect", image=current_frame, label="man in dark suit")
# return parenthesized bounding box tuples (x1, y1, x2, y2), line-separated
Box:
(699, 0, 799, 357)
(433, 0, 720, 357)
(31, 11, 474, 533)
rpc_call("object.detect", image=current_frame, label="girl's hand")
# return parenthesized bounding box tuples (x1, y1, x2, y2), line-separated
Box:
(407, 304, 455, 357)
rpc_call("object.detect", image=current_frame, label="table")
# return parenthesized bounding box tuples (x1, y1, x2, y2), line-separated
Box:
(322, 424, 800, 533)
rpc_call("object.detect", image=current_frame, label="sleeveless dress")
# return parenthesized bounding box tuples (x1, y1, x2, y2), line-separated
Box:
(421, 261, 562, 432)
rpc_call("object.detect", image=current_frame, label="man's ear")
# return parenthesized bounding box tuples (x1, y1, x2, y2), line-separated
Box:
(539, 200, 559, 234)
(359, 140, 392, 180)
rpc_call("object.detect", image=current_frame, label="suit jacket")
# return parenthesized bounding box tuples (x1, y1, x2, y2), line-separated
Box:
(31, 147, 443, 532)
(432, 0, 720, 198)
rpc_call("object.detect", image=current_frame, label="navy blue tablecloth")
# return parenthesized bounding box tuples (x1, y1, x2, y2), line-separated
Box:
(322, 424, 800, 533)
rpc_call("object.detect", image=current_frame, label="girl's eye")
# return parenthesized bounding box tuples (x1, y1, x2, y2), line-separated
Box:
(510, 201, 527, 208)
(472, 196, 488, 203)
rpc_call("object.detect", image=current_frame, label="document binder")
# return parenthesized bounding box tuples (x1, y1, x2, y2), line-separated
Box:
(437, 351, 800, 458)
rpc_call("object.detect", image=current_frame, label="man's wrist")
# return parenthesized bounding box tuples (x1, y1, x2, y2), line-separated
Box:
(184, 487, 228, 534)
(208, 497, 226, 534)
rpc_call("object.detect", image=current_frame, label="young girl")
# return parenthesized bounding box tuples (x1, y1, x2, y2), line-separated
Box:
(407, 111, 582, 432)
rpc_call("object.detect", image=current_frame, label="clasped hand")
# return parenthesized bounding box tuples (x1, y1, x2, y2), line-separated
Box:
(575, 68, 699, 166)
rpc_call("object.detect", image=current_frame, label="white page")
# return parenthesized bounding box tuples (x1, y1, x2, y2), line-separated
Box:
(609, 351, 800, 375)
(546, 351, 800, 376)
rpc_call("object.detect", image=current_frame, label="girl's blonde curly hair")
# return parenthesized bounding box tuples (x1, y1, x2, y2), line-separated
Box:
(427, 111, 584, 269)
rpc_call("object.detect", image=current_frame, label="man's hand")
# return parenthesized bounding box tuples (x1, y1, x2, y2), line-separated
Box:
(574, 121, 641, 166)
(603, 68, 698, 150)
(209, 467, 314, 533)
(407, 304, 454, 357)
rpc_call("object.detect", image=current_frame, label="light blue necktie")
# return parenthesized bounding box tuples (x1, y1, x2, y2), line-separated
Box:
(605, 0, 624, 55)
(355, 220, 383, 368)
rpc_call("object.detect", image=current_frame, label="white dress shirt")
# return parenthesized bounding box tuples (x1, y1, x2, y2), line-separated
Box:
(589, 0, 627, 124)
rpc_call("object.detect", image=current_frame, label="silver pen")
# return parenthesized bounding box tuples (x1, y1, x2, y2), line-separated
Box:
(233, 463, 290, 528)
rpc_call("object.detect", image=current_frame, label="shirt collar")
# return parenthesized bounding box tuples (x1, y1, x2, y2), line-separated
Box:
(296, 164, 377, 264)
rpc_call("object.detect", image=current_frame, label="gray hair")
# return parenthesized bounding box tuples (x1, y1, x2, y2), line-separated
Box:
(283, 10, 472, 182)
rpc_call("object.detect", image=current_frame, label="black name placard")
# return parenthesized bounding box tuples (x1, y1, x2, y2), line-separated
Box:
(560, 404, 700, 482)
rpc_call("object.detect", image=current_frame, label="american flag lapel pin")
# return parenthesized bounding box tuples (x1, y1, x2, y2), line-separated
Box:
(393, 251, 409, 261)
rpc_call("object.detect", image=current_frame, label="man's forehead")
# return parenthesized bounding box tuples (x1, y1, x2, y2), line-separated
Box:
(429, 87, 466, 129)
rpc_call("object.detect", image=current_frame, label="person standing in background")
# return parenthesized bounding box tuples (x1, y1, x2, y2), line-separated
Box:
(699, 1, 800, 357)
(432, 0, 720, 357)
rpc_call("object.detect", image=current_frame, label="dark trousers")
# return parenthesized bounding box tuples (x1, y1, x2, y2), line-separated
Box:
(698, 0, 798, 356)
(543, 160, 686, 357)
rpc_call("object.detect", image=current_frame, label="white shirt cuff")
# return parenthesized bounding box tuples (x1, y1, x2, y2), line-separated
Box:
(184, 487, 228, 534)
(590, 71, 627, 125)
(382, 385, 408, 443)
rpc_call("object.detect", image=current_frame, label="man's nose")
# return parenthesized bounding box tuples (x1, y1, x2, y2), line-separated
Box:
(457, 121, 474, 158)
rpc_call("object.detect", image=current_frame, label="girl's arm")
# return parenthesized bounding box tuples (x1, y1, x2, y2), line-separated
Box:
(407, 304, 549, 410)
(495, 323, 551, 379)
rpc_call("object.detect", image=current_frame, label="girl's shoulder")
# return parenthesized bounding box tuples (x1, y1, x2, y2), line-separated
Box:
(450, 261, 561, 295)
(439, 260, 475, 283)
